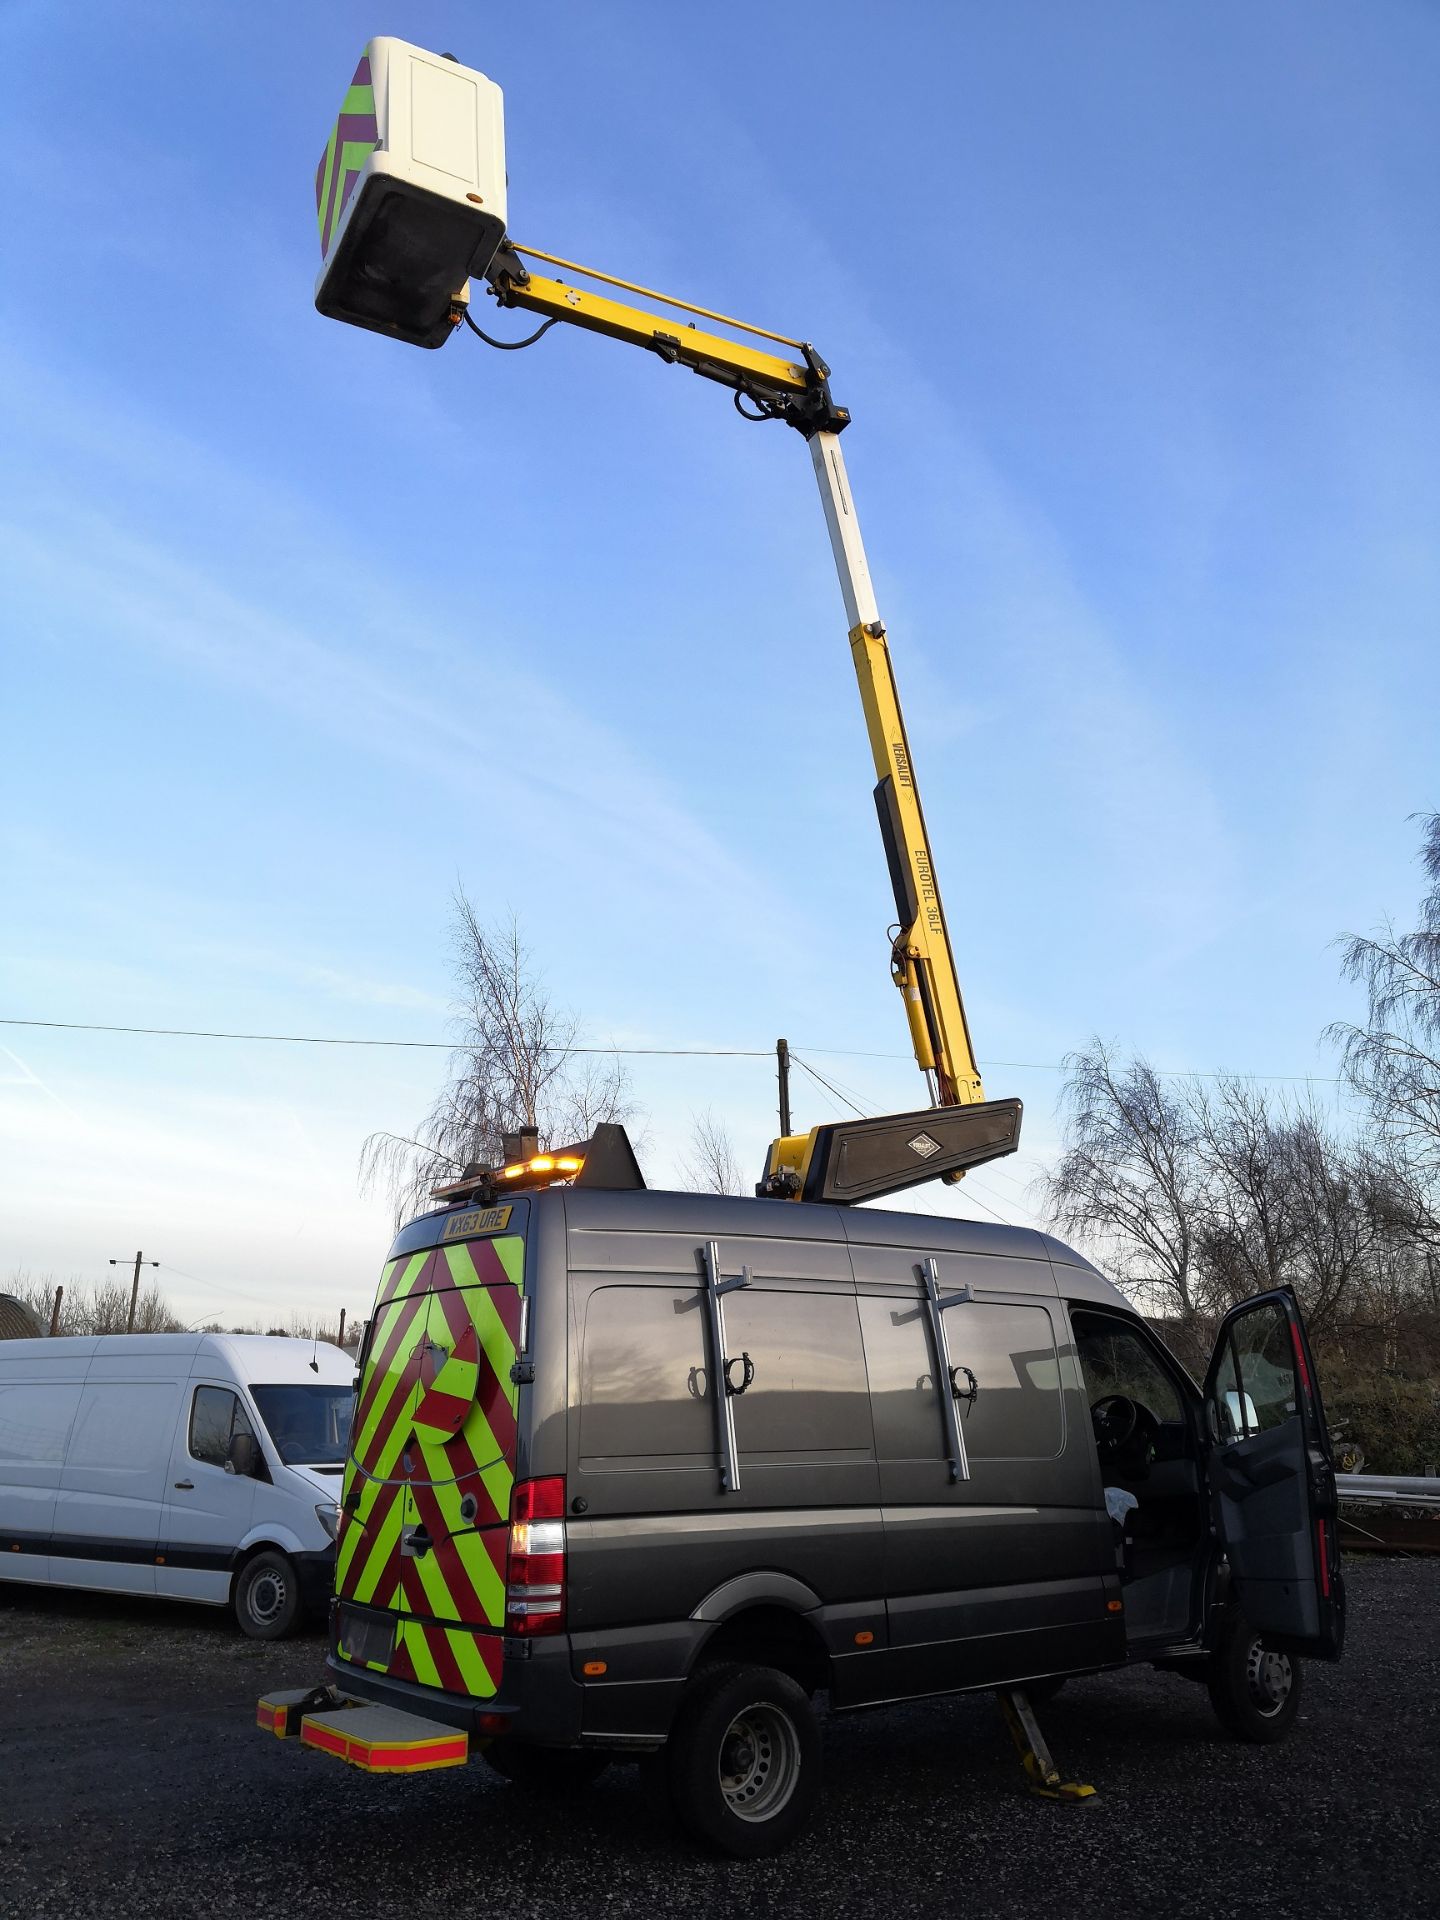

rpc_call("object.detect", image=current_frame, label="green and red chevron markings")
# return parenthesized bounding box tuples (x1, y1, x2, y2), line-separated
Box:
(336, 1234, 525, 1701)
(316, 55, 379, 256)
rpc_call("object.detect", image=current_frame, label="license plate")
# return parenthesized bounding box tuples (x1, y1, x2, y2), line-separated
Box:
(337, 1604, 396, 1671)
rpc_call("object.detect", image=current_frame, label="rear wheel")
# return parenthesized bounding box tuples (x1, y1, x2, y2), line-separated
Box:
(662, 1662, 820, 1859)
(482, 1742, 610, 1792)
(233, 1550, 302, 1641)
(1207, 1614, 1302, 1743)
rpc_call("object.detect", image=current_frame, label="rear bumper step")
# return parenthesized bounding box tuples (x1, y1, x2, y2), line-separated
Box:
(257, 1688, 469, 1774)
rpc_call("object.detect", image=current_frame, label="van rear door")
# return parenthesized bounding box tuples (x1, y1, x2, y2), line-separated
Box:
(1203, 1288, 1344, 1659)
(391, 1236, 523, 1698)
(334, 1250, 436, 1666)
(335, 1232, 524, 1701)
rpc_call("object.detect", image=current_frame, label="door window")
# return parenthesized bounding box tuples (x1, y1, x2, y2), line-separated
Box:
(724, 1291, 871, 1458)
(861, 1298, 1063, 1462)
(188, 1387, 256, 1470)
(580, 1285, 711, 1463)
(949, 1304, 1063, 1460)
(1072, 1317, 1184, 1426)
(1218, 1303, 1297, 1438)
(67, 1383, 179, 1473)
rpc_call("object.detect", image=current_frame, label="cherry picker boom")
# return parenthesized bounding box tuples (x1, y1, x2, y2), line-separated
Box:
(314, 37, 1022, 1205)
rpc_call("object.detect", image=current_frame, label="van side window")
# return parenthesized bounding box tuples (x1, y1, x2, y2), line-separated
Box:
(1071, 1316, 1184, 1425)
(0, 1383, 80, 1467)
(861, 1297, 1063, 1461)
(581, 1287, 712, 1464)
(189, 1387, 256, 1470)
(68, 1383, 180, 1472)
(724, 1292, 871, 1457)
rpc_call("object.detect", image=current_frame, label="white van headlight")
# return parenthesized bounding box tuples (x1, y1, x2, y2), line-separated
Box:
(316, 1503, 340, 1542)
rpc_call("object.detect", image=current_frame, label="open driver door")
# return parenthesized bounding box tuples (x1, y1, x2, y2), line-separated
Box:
(1203, 1289, 1345, 1660)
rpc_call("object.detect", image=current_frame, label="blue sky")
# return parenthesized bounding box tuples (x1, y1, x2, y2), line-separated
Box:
(3, 1, 1437, 1326)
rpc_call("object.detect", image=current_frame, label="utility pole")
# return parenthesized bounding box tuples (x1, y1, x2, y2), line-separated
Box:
(776, 1038, 793, 1138)
(49, 1284, 63, 1337)
(337, 1307, 348, 1349)
(110, 1251, 158, 1334)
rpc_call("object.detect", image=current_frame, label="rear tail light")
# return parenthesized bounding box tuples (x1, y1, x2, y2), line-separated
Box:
(505, 1475, 566, 1636)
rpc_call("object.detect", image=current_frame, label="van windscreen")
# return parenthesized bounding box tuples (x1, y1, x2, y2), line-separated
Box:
(251, 1383, 355, 1466)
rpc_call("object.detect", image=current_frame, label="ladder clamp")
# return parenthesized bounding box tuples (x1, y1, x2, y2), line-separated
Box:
(922, 1257, 974, 1483)
(700, 1241, 752, 1494)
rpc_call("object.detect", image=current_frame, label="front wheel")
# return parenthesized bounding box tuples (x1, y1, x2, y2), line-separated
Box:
(1206, 1615, 1303, 1743)
(233, 1550, 302, 1641)
(663, 1663, 820, 1859)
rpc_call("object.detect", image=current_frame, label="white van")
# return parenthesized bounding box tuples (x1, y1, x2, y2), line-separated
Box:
(0, 1333, 354, 1638)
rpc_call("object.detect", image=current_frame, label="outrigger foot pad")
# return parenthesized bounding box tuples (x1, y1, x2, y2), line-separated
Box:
(256, 1685, 341, 1739)
(996, 1688, 1097, 1803)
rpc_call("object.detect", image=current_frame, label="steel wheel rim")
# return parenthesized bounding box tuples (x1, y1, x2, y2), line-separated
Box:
(1244, 1638, 1292, 1716)
(248, 1568, 288, 1627)
(717, 1702, 801, 1823)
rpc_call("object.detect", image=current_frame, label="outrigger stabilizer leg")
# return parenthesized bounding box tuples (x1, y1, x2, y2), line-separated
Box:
(995, 1689, 1097, 1803)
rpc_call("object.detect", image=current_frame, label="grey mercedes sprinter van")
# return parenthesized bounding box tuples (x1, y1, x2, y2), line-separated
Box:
(262, 1168, 1344, 1855)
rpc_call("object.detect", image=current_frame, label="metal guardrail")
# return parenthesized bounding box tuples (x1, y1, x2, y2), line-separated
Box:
(1337, 1472, 1440, 1509)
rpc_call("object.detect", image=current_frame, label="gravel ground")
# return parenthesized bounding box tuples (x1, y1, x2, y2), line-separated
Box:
(0, 1558, 1433, 1920)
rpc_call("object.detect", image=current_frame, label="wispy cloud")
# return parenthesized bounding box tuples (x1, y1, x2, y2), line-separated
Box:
(0, 356, 808, 969)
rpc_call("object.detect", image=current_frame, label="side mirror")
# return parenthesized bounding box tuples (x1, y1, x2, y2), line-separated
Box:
(227, 1430, 258, 1477)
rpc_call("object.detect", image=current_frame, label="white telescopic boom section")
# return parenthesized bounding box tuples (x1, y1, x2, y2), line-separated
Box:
(810, 431, 880, 629)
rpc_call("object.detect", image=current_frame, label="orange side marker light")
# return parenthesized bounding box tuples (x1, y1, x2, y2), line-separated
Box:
(583, 1660, 607, 1676)
(854, 1630, 875, 1646)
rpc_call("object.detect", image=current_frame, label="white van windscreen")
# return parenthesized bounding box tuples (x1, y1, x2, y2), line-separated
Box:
(250, 1383, 355, 1466)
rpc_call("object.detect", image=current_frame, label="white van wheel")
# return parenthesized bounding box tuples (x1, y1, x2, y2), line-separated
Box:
(234, 1550, 302, 1640)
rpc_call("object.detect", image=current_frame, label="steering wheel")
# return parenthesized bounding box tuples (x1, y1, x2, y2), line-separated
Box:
(1091, 1393, 1140, 1453)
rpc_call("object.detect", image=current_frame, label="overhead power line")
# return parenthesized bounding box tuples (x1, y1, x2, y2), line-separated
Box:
(0, 1017, 766, 1058)
(0, 1016, 1344, 1085)
(790, 1053, 868, 1118)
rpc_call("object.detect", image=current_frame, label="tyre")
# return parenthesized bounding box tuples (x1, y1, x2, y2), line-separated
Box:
(662, 1662, 821, 1859)
(1206, 1614, 1303, 1743)
(482, 1742, 610, 1792)
(233, 1550, 302, 1641)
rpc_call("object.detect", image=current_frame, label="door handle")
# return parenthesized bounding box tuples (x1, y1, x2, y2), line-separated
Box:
(173, 1480, 194, 1490)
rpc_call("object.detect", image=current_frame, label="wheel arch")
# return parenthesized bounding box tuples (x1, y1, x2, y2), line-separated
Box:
(692, 1598, 832, 1696)
(236, 1521, 310, 1560)
(228, 1534, 301, 1602)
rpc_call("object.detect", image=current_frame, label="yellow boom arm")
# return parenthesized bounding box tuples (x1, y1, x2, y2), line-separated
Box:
(479, 246, 987, 1187)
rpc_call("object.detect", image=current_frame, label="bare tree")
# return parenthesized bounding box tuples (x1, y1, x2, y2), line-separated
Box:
(1045, 1050, 1388, 1344)
(359, 893, 635, 1224)
(680, 1110, 748, 1196)
(1333, 811, 1440, 1240)
(84, 1279, 184, 1335)
(5, 1270, 183, 1335)
(1040, 1043, 1207, 1324)
(7, 1270, 74, 1334)
(1281, 1118, 1387, 1339)
(1191, 1079, 1302, 1304)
